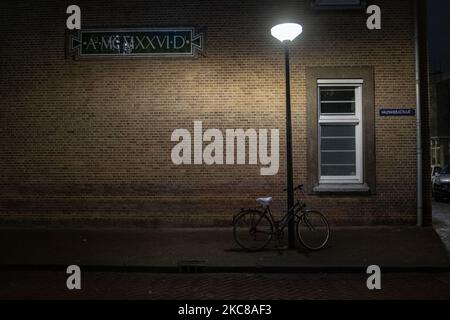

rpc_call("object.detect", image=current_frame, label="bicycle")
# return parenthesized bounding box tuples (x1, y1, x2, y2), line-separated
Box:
(232, 184, 330, 251)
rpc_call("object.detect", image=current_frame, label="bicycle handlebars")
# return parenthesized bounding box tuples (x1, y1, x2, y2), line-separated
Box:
(283, 184, 303, 192)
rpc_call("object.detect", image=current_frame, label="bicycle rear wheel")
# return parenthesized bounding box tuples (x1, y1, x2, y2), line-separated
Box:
(233, 210, 273, 251)
(296, 210, 330, 250)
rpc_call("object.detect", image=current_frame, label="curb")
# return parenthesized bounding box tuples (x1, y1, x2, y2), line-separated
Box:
(1, 264, 450, 274)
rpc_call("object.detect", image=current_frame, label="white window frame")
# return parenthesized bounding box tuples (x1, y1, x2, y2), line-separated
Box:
(431, 139, 441, 166)
(318, 79, 363, 184)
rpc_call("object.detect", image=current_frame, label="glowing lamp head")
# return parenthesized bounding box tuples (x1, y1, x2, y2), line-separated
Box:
(271, 23, 303, 42)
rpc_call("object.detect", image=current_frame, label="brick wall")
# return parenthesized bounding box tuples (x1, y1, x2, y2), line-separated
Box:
(0, 0, 426, 227)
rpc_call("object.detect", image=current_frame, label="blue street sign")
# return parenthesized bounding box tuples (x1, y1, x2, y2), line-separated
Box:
(379, 109, 416, 116)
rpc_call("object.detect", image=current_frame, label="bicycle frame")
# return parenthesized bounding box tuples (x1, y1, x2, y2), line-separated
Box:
(263, 199, 304, 234)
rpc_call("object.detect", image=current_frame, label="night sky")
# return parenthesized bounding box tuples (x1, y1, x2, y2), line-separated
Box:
(428, 0, 450, 73)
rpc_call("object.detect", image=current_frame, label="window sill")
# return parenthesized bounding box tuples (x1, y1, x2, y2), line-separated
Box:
(310, 1, 366, 11)
(313, 183, 370, 194)
(311, 5, 366, 12)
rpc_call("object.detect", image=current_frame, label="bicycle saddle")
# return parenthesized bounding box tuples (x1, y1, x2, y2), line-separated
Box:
(256, 197, 272, 207)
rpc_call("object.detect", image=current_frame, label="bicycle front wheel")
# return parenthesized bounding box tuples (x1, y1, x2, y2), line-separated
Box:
(233, 210, 273, 251)
(296, 210, 330, 250)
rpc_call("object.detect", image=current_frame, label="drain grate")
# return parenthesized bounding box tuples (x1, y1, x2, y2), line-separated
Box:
(177, 259, 208, 273)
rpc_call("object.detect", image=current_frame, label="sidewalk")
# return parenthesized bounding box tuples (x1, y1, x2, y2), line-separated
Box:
(0, 227, 449, 272)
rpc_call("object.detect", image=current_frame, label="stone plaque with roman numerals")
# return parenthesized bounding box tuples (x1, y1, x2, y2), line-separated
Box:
(67, 28, 205, 59)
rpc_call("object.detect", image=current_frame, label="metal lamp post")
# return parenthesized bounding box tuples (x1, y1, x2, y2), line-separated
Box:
(271, 23, 303, 249)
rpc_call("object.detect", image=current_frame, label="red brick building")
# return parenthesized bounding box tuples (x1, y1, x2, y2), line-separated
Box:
(0, 0, 430, 227)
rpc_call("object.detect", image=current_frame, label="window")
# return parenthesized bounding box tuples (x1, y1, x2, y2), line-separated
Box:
(312, 0, 364, 10)
(306, 66, 375, 194)
(316, 0, 361, 5)
(431, 139, 441, 166)
(318, 80, 363, 184)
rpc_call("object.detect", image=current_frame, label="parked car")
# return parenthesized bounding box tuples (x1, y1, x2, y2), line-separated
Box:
(432, 165, 450, 201)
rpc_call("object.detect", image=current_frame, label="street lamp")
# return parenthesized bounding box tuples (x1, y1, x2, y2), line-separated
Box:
(271, 23, 302, 249)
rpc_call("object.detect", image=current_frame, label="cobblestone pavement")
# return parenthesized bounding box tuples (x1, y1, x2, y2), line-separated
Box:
(433, 200, 450, 252)
(0, 202, 448, 300)
(1, 271, 450, 300)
